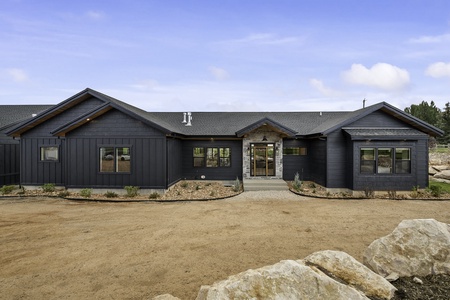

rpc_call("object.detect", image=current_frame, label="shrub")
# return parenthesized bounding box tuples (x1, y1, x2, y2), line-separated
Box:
(104, 191, 118, 198)
(232, 177, 241, 192)
(42, 183, 56, 193)
(363, 187, 374, 198)
(181, 182, 189, 188)
(411, 185, 420, 198)
(149, 192, 160, 199)
(428, 185, 442, 198)
(292, 172, 302, 191)
(195, 185, 200, 191)
(58, 190, 70, 197)
(124, 186, 139, 197)
(80, 188, 92, 198)
(210, 191, 215, 197)
(1, 185, 15, 195)
(387, 190, 397, 200)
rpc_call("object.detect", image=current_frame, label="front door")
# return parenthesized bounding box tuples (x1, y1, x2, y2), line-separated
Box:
(250, 144, 275, 176)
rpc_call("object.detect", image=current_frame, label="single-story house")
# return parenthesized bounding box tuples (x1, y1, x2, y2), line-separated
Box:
(1, 105, 52, 186)
(6, 88, 443, 191)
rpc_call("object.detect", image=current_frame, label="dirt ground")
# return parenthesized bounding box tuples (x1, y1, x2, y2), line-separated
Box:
(1, 193, 450, 300)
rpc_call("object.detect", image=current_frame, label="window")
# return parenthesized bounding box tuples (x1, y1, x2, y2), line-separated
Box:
(396, 148, 411, 174)
(360, 147, 411, 174)
(219, 147, 231, 167)
(193, 147, 231, 167)
(283, 147, 307, 155)
(99, 146, 131, 173)
(360, 148, 375, 174)
(377, 148, 392, 174)
(40, 146, 59, 161)
(193, 147, 205, 167)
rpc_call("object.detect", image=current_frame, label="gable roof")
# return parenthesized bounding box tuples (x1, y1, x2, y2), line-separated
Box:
(0, 105, 53, 132)
(6, 88, 444, 138)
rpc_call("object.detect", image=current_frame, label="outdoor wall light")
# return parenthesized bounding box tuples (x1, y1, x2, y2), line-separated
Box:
(262, 136, 268, 141)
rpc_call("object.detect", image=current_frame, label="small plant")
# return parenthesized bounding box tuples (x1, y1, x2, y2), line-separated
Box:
(1, 185, 15, 195)
(206, 182, 212, 187)
(58, 190, 70, 197)
(210, 191, 215, 197)
(387, 190, 397, 200)
(104, 191, 118, 198)
(428, 185, 442, 198)
(232, 177, 241, 192)
(177, 191, 181, 196)
(181, 182, 189, 188)
(80, 188, 92, 198)
(195, 185, 200, 191)
(292, 172, 302, 191)
(411, 185, 420, 198)
(149, 192, 160, 199)
(42, 183, 56, 193)
(124, 186, 139, 197)
(363, 187, 374, 198)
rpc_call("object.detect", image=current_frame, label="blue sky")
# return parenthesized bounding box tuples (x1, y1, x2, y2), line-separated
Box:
(1, 0, 449, 112)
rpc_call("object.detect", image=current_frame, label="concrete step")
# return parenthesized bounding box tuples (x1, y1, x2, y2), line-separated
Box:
(243, 179, 288, 191)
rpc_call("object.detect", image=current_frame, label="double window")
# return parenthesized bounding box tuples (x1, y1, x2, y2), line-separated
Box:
(360, 147, 410, 174)
(40, 146, 59, 162)
(99, 146, 131, 173)
(283, 147, 307, 155)
(193, 147, 231, 167)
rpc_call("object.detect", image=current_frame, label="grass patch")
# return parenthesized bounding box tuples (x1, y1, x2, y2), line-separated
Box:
(429, 181, 450, 194)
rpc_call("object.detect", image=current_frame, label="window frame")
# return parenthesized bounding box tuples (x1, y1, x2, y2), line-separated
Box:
(193, 147, 231, 168)
(99, 145, 132, 174)
(283, 147, 307, 156)
(359, 147, 411, 175)
(39, 145, 59, 162)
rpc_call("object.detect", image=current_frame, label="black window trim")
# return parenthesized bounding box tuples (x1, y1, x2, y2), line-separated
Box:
(359, 146, 411, 175)
(98, 145, 132, 174)
(39, 145, 60, 162)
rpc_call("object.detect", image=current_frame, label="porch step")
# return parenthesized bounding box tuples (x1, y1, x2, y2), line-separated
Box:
(243, 178, 288, 191)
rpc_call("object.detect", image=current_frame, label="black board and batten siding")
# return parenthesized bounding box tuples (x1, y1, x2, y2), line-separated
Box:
(325, 130, 348, 189)
(0, 136, 20, 185)
(282, 139, 310, 181)
(166, 138, 183, 187)
(181, 140, 242, 180)
(66, 109, 167, 189)
(307, 139, 327, 187)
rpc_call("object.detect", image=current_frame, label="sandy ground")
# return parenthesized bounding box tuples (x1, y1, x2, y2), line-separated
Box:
(1, 192, 450, 300)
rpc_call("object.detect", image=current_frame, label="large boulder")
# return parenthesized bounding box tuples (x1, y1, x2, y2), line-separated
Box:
(364, 219, 450, 277)
(304, 250, 396, 299)
(197, 258, 374, 300)
(433, 170, 450, 180)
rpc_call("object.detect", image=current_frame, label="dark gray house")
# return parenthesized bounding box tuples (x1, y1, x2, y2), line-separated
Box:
(6, 88, 443, 191)
(1, 105, 52, 186)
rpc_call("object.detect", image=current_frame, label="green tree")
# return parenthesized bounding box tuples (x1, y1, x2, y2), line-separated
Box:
(404, 100, 442, 127)
(438, 102, 450, 144)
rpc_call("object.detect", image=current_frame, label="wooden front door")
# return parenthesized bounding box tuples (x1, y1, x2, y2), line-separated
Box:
(250, 144, 275, 176)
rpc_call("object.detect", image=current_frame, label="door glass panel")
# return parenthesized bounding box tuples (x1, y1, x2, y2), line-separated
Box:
(250, 144, 275, 176)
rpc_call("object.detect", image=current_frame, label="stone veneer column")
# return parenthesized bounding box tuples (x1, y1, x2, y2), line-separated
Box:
(242, 129, 283, 179)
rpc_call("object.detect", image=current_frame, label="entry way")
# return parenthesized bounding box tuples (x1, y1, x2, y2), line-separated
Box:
(250, 143, 275, 176)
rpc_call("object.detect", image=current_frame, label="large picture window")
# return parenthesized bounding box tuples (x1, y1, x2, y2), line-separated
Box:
(99, 146, 131, 173)
(360, 147, 411, 174)
(40, 146, 59, 161)
(193, 147, 231, 167)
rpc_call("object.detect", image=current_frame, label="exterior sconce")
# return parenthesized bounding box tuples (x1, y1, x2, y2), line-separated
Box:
(262, 136, 267, 141)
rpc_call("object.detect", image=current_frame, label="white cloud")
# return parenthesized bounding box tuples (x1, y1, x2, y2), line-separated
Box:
(130, 79, 160, 90)
(85, 10, 105, 20)
(309, 78, 341, 97)
(409, 33, 450, 44)
(425, 62, 450, 78)
(208, 66, 230, 80)
(341, 63, 410, 91)
(6, 68, 28, 82)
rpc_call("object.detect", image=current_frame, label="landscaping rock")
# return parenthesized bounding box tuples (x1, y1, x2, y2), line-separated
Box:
(432, 165, 450, 171)
(364, 219, 450, 278)
(152, 294, 181, 300)
(429, 166, 439, 175)
(433, 169, 450, 180)
(196, 259, 368, 300)
(304, 250, 396, 300)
